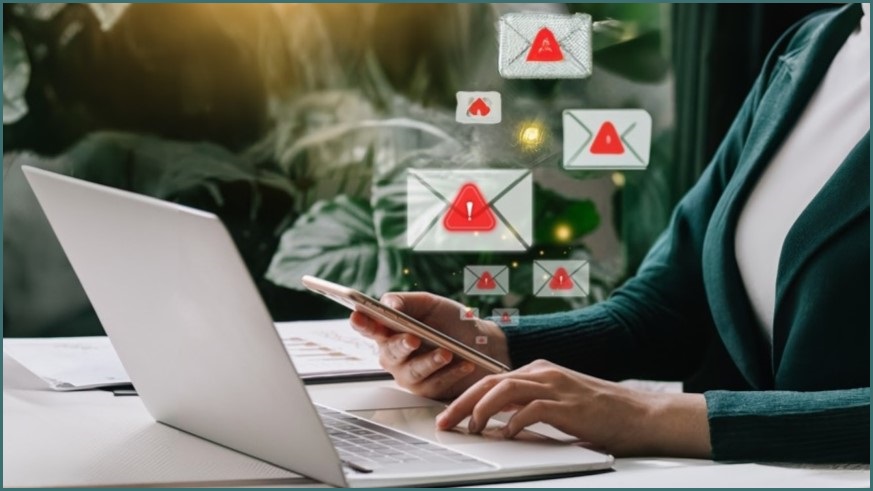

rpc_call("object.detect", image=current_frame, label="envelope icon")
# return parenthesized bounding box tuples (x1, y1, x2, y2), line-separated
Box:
(563, 109, 652, 170)
(460, 306, 480, 320)
(456, 91, 501, 124)
(533, 260, 589, 297)
(498, 13, 592, 79)
(464, 265, 510, 296)
(493, 308, 520, 326)
(407, 170, 533, 252)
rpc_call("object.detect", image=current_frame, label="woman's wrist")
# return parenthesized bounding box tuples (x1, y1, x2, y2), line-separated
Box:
(642, 392, 712, 458)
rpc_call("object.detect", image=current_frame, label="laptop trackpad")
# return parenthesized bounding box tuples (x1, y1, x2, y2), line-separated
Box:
(349, 406, 551, 446)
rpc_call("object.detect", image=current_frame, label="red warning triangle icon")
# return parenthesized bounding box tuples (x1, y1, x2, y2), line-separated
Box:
(443, 183, 496, 232)
(467, 98, 491, 117)
(501, 312, 512, 323)
(527, 27, 564, 62)
(549, 267, 574, 290)
(477, 271, 497, 290)
(590, 122, 625, 154)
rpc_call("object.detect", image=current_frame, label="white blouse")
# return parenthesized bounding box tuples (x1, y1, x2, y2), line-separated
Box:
(735, 4, 870, 346)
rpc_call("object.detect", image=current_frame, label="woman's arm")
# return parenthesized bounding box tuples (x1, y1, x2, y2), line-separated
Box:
(706, 387, 870, 463)
(435, 359, 869, 463)
(501, 14, 809, 382)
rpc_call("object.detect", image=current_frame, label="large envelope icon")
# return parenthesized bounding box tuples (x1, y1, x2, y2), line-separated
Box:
(498, 13, 593, 79)
(533, 260, 589, 297)
(407, 170, 532, 252)
(463, 265, 510, 296)
(563, 109, 652, 170)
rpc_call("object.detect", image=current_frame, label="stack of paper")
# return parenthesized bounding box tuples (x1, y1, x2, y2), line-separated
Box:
(3, 319, 385, 391)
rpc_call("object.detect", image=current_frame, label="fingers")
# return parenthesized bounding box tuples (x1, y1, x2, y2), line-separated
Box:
(379, 333, 421, 368)
(397, 348, 452, 385)
(410, 360, 476, 398)
(436, 371, 548, 431)
(467, 379, 551, 433)
(502, 400, 562, 438)
(349, 311, 392, 341)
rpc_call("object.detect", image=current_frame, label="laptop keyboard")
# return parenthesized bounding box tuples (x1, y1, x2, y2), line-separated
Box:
(316, 405, 490, 473)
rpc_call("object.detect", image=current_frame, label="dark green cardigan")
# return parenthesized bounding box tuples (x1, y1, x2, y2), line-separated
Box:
(502, 4, 870, 463)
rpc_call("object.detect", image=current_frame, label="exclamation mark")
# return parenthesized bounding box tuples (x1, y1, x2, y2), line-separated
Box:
(466, 201, 473, 221)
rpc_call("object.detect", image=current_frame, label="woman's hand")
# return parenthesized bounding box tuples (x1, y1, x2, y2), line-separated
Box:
(435, 359, 712, 458)
(349, 292, 512, 399)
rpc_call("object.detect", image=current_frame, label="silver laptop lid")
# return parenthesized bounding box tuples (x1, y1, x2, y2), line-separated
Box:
(22, 166, 347, 487)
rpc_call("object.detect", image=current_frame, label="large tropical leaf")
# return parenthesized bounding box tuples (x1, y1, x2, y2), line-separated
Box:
(265, 195, 403, 295)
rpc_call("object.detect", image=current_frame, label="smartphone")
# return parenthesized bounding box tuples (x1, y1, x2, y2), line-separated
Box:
(301, 275, 510, 374)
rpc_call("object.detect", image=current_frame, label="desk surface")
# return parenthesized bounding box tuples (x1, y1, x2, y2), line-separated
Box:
(3, 354, 869, 488)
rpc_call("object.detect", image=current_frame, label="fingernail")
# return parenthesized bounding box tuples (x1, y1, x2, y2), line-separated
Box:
(433, 350, 447, 364)
(501, 425, 512, 438)
(461, 362, 474, 373)
(402, 338, 414, 350)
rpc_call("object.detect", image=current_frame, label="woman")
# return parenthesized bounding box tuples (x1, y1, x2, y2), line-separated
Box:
(350, 4, 869, 463)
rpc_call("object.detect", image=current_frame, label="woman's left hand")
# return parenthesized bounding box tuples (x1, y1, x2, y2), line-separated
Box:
(435, 359, 712, 458)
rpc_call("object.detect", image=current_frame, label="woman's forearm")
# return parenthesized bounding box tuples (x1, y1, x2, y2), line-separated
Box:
(642, 392, 712, 458)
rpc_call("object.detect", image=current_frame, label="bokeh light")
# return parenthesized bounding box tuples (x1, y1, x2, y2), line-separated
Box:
(612, 172, 626, 188)
(554, 223, 573, 243)
(517, 120, 546, 152)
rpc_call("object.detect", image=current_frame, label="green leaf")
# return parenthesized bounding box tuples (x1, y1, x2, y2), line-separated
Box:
(265, 195, 403, 295)
(3, 29, 30, 125)
(62, 132, 293, 204)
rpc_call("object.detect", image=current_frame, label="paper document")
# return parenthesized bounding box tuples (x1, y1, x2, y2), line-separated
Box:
(275, 320, 384, 381)
(2, 336, 128, 390)
(3, 319, 385, 391)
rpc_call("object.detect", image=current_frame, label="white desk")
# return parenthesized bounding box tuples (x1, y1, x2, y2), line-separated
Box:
(4, 355, 869, 488)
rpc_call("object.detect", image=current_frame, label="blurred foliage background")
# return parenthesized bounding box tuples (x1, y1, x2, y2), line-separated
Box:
(3, 3, 829, 338)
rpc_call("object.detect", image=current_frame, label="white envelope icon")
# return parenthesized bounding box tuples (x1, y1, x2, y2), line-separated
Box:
(533, 260, 589, 297)
(456, 91, 501, 124)
(407, 170, 532, 252)
(493, 308, 520, 326)
(498, 13, 593, 79)
(463, 265, 510, 296)
(460, 306, 479, 321)
(563, 109, 652, 170)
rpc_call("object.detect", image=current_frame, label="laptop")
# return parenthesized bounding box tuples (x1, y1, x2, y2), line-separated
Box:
(22, 166, 615, 487)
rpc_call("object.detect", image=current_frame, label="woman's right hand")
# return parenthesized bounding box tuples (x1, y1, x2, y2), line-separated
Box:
(349, 292, 511, 400)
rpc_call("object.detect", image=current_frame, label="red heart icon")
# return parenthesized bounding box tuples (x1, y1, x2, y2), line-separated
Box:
(467, 98, 491, 117)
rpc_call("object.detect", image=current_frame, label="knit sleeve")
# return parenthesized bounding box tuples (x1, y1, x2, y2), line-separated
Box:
(498, 10, 806, 382)
(705, 387, 870, 463)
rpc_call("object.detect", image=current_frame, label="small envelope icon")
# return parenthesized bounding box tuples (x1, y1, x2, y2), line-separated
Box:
(499, 13, 593, 79)
(460, 307, 480, 320)
(533, 260, 589, 297)
(563, 109, 652, 170)
(493, 308, 520, 326)
(464, 265, 510, 296)
(407, 170, 533, 252)
(456, 91, 501, 124)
